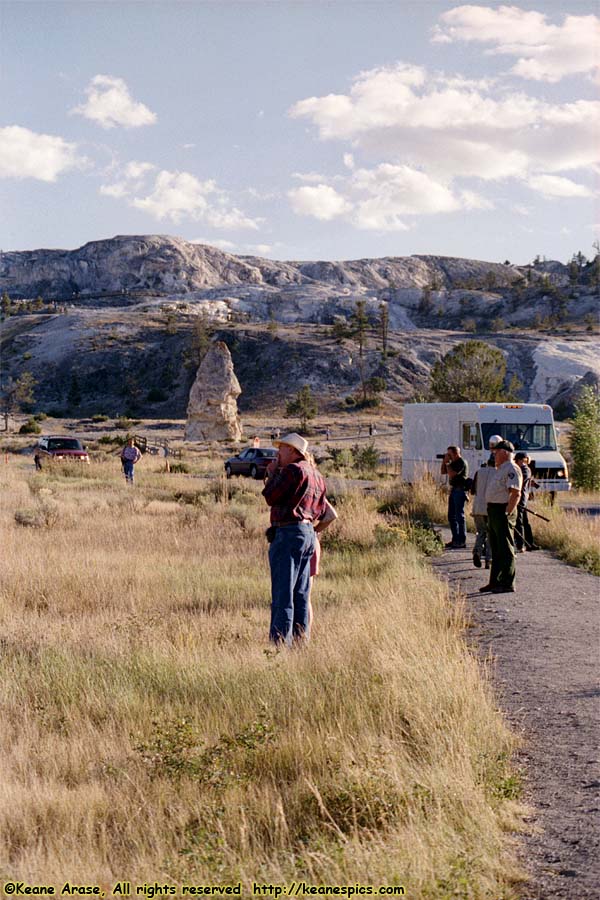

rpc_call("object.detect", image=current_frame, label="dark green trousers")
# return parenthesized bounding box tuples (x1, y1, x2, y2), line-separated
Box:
(487, 503, 517, 589)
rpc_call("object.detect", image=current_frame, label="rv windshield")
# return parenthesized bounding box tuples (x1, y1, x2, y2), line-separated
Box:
(481, 423, 557, 452)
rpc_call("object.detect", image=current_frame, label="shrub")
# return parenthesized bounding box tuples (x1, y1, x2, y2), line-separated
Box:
(115, 417, 136, 429)
(571, 386, 600, 491)
(19, 418, 41, 434)
(352, 442, 379, 473)
(98, 434, 127, 446)
(92, 414, 109, 423)
(33, 412, 47, 421)
(168, 462, 189, 474)
(14, 501, 59, 528)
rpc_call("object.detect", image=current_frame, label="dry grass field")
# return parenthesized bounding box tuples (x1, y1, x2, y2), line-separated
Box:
(0, 452, 529, 897)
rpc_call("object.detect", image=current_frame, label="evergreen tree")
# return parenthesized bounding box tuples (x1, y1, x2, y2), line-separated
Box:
(430, 341, 507, 402)
(349, 300, 369, 402)
(1, 291, 11, 318)
(378, 302, 389, 359)
(286, 384, 318, 432)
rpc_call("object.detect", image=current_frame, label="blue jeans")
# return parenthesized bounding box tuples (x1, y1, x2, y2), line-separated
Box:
(448, 488, 467, 545)
(123, 460, 135, 483)
(268, 523, 316, 646)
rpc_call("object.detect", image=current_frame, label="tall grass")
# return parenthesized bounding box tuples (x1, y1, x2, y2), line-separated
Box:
(0, 460, 525, 895)
(381, 479, 600, 575)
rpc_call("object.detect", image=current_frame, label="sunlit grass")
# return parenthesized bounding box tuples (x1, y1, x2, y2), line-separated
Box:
(0, 459, 526, 895)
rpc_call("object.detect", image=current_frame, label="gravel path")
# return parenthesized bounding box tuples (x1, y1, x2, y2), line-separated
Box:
(431, 535, 600, 899)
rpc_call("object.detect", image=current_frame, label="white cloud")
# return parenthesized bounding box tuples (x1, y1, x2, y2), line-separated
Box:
(434, 6, 600, 83)
(459, 189, 495, 211)
(288, 164, 494, 232)
(527, 174, 592, 198)
(0, 125, 80, 181)
(99, 182, 129, 199)
(190, 239, 273, 256)
(100, 158, 156, 199)
(288, 184, 353, 221)
(343, 153, 355, 170)
(124, 160, 155, 179)
(291, 171, 330, 184)
(73, 75, 157, 128)
(191, 237, 236, 251)
(289, 62, 600, 188)
(131, 169, 261, 229)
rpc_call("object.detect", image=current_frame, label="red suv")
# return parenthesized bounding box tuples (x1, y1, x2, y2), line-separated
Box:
(35, 436, 90, 468)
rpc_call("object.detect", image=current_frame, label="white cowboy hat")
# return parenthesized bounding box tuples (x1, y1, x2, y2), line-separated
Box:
(488, 434, 503, 448)
(273, 432, 309, 458)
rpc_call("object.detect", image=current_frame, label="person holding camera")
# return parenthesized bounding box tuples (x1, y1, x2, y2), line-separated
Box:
(441, 445, 469, 549)
(262, 433, 327, 647)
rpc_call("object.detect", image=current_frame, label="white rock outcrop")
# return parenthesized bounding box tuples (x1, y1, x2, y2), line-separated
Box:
(185, 342, 243, 442)
(530, 341, 600, 403)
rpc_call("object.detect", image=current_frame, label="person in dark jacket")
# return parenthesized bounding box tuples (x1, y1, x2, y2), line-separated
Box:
(262, 433, 327, 646)
(514, 452, 540, 552)
(441, 445, 469, 549)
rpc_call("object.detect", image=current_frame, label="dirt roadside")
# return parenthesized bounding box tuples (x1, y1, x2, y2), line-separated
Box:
(431, 535, 600, 900)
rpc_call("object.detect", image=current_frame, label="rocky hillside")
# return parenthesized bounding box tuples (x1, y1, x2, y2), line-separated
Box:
(1, 234, 598, 420)
(2, 234, 533, 299)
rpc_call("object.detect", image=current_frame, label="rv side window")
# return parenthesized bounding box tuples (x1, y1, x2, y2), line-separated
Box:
(462, 423, 482, 450)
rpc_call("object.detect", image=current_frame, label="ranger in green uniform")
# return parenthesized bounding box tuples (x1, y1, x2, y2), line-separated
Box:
(480, 440, 523, 594)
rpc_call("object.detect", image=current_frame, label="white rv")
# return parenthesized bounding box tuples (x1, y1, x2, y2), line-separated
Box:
(401, 402, 570, 494)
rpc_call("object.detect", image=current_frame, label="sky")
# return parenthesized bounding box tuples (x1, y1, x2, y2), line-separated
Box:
(0, 0, 598, 264)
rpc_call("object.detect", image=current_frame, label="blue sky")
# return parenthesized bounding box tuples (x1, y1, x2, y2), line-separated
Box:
(1, 0, 598, 263)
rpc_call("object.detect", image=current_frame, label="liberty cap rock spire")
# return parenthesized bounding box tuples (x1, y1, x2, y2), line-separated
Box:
(185, 341, 243, 441)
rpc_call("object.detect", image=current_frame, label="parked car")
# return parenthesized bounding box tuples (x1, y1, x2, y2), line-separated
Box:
(35, 436, 90, 468)
(224, 447, 277, 479)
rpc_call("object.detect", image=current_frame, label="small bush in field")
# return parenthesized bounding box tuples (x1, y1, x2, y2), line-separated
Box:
(168, 462, 189, 474)
(19, 418, 41, 434)
(115, 417, 139, 429)
(352, 442, 379, 473)
(14, 501, 59, 528)
(98, 434, 127, 446)
(92, 414, 109, 422)
(134, 712, 274, 784)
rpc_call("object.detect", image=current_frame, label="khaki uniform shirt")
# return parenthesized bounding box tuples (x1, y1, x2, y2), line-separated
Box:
(485, 459, 523, 504)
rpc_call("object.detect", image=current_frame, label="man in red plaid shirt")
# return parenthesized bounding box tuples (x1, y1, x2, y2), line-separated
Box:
(262, 433, 327, 646)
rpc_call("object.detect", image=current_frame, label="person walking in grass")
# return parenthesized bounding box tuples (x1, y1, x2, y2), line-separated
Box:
(120, 437, 142, 485)
(470, 459, 495, 569)
(441, 445, 469, 549)
(480, 440, 522, 594)
(262, 433, 327, 647)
